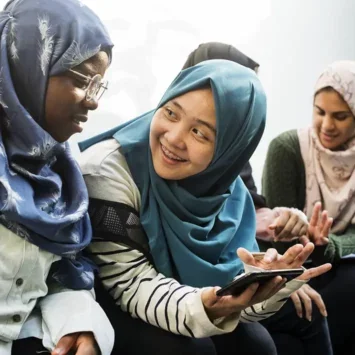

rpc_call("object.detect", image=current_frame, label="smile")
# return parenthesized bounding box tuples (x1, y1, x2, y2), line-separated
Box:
(321, 132, 338, 140)
(161, 144, 187, 162)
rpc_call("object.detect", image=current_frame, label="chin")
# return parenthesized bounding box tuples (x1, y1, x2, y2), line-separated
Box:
(154, 166, 183, 180)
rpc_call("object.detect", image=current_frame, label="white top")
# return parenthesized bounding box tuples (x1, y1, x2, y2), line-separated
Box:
(80, 139, 305, 338)
(0, 220, 114, 354)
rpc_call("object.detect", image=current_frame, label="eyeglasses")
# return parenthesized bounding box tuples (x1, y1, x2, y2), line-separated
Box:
(68, 69, 108, 102)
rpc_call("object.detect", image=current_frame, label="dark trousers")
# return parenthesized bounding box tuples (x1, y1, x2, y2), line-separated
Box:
(309, 261, 355, 355)
(94, 279, 332, 355)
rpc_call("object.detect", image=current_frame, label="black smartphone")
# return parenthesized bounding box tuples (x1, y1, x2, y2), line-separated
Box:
(216, 268, 304, 297)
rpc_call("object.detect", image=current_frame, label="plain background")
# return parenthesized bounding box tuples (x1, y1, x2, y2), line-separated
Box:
(2, 0, 355, 190)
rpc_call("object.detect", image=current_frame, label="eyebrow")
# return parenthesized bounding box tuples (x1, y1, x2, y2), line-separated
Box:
(171, 100, 216, 133)
(74, 63, 96, 77)
(314, 105, 351, 115)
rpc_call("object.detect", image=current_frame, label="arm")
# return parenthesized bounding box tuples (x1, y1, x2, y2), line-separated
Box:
(88, 239, 240, 338)
(262, 130, 305, 210)
(313, 225, 355, 264)
(38, 283, 114, 355)
(89, 237, 306, 333)
(240, 162, 267, 208)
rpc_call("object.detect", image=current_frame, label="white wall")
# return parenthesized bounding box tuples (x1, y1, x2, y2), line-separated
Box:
(2, 0, 355, 190)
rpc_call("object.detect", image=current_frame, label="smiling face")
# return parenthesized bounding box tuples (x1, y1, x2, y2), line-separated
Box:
(313, 88, 355, 150)
(149, 88, 216, 180)
(43, 51, 109, 143)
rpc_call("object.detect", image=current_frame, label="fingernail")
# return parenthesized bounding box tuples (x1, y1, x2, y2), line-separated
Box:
(307, 316, 312, 322)
(322, 310, 328, 317)
(297, 313, 302, 318)
(52, 349, 62, 355)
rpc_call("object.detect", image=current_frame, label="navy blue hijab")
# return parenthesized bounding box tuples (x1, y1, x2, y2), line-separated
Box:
(0, 0, 113, 289)
(81, 60, 266, 288)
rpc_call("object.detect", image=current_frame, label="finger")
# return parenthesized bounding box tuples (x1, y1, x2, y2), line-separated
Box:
(292, 242, 315, 265)
(276, 215, 298, 240)
(321, 218, 333, 240)
(52, 333, 79, 355)
(309, 202, 322, 227)
(263, 248, 279, 263)
(299, 225, 308, 237)
(299, 235, 310, 246)
(319, 210, 329, 229)
(290, 292, 303, 318)
(237, 248, 256, 267)
(251, 276, 284, 303)
(298, 263, 332, 281)
(264, 277, 287, 299)
(229, 283, 260, 309)
(76, 345, 97, 355)
(280, 244, 304, 265)
(298, 288, 312, 321)
(305, 286, 327, 317)
(268, 216, 279, 230)
(75, 334, 99, 355)
(273, 210, 291, 235)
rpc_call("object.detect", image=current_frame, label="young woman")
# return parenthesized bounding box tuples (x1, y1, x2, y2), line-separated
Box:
(0, 0, 114, 354)
(80, 59, 331, 354)
(263, 60, 355, 354)
(181, 41, 333, 355)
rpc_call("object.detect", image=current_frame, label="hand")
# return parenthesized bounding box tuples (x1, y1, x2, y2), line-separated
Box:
(270, 207, 309, 241)
(299, 202, 333, 246)
(202, 276, 287, 320)
(52, 332, 99, 355)
(290, 284, 327, 321)
(237, 244, 332, 281)
(255, 207, 308, 242)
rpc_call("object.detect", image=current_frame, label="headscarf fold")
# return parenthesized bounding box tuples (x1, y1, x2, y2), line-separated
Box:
(298, 61, 355, 234)
(81, 60, 266, 287)
(0, 0, 113, 289)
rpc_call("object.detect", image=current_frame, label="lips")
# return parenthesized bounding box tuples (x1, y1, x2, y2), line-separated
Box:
(161, 144, 187, 162)
(321, 132, 337, 141)
(72, 114, 88, 127)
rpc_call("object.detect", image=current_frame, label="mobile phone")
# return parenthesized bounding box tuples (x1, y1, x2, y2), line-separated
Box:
(216, 268, 304, 297)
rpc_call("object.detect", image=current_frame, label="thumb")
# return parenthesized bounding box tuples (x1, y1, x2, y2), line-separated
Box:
(268, 216, 279, 230)
(201, 286, 221, 308)
(52, 333, 79, 355)
(237, 248, 256, 266)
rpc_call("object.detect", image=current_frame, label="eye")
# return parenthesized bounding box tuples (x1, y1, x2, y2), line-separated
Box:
(74, 78, 89, 90)
(164, 107, 177, 120)
(192, 128, 207, 140)
(334, 113, 350, 121)
(316, 108, 325, 116)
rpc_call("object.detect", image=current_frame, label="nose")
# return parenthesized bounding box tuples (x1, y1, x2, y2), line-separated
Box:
(165, 124, 186, 150)
(82, 97, 99, 111)
(322, 114, 335, 131)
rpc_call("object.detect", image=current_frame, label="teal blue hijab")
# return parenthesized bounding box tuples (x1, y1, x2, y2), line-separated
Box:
(80, 60, 266, 287)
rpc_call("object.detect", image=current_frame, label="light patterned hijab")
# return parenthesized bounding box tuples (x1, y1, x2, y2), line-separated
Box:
(298, 61, 355, 233)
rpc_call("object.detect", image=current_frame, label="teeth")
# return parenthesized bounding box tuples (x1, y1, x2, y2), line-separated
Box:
(161, 145, 185, 161)
(73, 119, 81, 125)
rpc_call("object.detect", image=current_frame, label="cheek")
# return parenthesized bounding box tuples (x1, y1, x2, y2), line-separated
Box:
(313, 115, 322, 130)
(342, 120, 355, 138)
(189, 142, 214, 167)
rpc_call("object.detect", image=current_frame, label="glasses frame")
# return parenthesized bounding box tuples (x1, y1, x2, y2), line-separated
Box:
(68, 69, 108, 102)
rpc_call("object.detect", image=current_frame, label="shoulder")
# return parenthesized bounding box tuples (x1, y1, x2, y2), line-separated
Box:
(269, 130, 301, 157)
(79, 139, 141, 210)
(79, 139, 129, 178)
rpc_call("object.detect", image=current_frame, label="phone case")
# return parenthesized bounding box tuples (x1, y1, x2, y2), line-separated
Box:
(216, 268, 304, 297)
